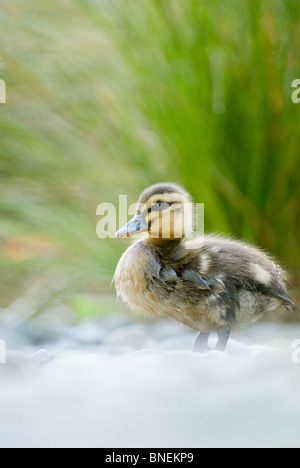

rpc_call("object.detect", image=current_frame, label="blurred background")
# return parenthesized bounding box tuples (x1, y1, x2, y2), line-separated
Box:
(0, 0, 299, 326)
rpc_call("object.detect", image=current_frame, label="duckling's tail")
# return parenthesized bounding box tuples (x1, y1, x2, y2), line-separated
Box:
(290, 301, 299, 314)
(277, 293, 299, 313)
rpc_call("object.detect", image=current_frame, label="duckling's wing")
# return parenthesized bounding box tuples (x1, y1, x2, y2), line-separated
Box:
(182, 269, 211, 290)
(181, 268, 240, 327)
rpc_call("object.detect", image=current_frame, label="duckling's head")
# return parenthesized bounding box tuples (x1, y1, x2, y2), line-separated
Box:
(116, 182, 193, 240)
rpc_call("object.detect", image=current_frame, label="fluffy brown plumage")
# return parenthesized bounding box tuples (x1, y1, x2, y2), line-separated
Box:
(114, 183, 297, 351)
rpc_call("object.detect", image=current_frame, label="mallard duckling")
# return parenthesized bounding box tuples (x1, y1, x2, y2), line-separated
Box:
(114, 183, 297, 351)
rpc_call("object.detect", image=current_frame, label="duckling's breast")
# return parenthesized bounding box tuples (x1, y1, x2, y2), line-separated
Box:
(114, 241, 226, 332)
(114, 241, 160, 312)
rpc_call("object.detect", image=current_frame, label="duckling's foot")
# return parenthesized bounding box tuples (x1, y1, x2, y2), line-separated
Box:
(193, 332, 210, 353)
(215, 325, 231, 352)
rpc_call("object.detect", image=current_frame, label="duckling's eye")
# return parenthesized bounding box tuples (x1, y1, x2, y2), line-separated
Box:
(152, 201, 169, 211)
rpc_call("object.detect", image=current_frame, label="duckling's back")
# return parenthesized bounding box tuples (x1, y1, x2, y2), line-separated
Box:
(114, 236, 297, 333)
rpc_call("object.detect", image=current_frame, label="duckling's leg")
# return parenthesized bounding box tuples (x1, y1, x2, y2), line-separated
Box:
(215, 325, 231, 352)
(193, 332, 210, 353)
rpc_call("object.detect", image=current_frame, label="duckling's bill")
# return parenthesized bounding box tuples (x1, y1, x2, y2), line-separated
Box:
(116, 213, 148, 238)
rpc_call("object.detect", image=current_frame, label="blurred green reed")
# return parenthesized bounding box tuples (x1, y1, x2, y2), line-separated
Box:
(0, 0, 299, 313)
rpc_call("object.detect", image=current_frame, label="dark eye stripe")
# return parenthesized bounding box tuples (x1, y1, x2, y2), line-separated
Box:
(147, 201, 177, 213)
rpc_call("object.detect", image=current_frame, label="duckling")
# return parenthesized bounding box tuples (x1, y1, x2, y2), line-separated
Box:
(114, 182, 297, 351)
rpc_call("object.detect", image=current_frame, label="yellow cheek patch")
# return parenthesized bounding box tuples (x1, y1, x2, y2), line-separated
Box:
(146, 207, 187, 239)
